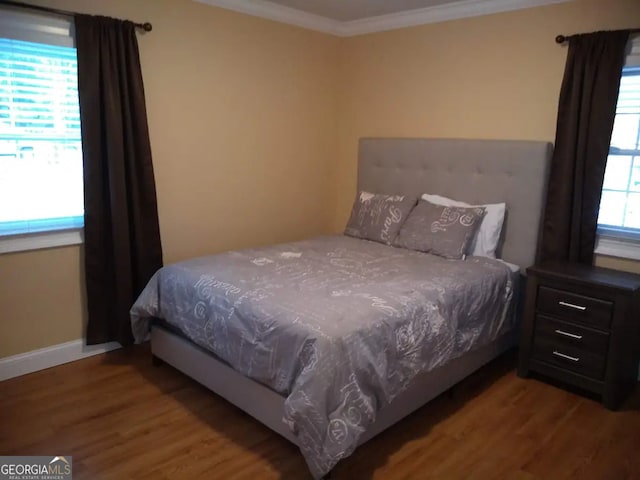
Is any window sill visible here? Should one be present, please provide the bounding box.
[594,235,640,261]
[0,228,83,255]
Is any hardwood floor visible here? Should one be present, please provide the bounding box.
[1,346,639,479]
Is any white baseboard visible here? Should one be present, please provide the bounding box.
[0,339,121,381]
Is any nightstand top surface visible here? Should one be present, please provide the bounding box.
[528,262,640,292]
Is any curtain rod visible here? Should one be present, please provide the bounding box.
[556,28,640,44]
[0,0,152,31]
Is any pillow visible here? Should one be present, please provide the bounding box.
[421,193,506,259]
[394,200,486,259]
[344,191,416,245]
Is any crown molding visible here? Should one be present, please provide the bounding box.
[340,0,571,36]
[194,0,344,36]
[195,0,572,37]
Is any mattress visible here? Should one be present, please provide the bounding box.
[131,235,516,479]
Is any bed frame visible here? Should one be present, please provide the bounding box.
[150,138,552,465]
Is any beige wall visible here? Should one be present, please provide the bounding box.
[0,0,339,358]
[0,247,86,356]
[2,0,640,359]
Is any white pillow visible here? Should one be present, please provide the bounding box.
[421,193,506,258]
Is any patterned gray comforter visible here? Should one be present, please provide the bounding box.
[130,235,515,478]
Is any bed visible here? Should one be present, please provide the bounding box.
[131,138,552,479]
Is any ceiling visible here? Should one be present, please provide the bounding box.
[264,0,462,22]
[195,0,572,36]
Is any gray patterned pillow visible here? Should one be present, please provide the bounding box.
[394,200,486,259]
[344,191,416,245]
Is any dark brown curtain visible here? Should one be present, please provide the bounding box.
[539,30,630,264]
[75,14,163,346]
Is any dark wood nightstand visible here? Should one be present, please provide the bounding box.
[518,262,640,410]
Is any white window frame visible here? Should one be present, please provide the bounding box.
[0,228,83,254]
[595,228,640,261]
[595,34,640,260]
[0,8,83,255]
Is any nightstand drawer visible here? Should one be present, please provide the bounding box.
[536,286,612,329]
[534,315,609,356]
[532,337,606,380]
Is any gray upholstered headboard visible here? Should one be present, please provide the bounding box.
[358,138,552,271]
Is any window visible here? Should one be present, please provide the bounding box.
[598,69,640,231]
[596,35,640,259]
[0,9,83,252]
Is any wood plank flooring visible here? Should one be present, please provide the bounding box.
[1,345,639,479]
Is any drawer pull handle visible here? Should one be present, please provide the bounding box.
[553,351,580,362]
[558,301,587,311]
[554,329,583,340]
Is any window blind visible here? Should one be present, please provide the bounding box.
[610,68,640,149]
[0,10,83,237]
[624,33,640,68]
